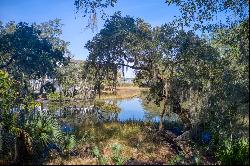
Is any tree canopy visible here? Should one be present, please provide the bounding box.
[166,0,249,30]
[0,19,70,80]
[74,0,249,31]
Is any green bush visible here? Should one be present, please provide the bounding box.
[168,153,185,165]
[91,146,108,165]
[91,144,128,165]
[111,143,128,165]
[47,92,60,100]
[63,134,76,152]
[217,137,249,165]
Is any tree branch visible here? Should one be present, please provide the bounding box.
[116,63,149,71]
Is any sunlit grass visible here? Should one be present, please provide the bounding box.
[74,121,174,164]
[96,86,149,100]
[46,120,177,165]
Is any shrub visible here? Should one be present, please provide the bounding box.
[47,92,60,100]
[63,134,76,158]
[91,143,128,165]
[91,146,108,165]
[111,143,128,165]
[168,153,185,165]
[217,137,249,165]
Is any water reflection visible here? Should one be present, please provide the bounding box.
[44,97,179,126]
[116,98,160,122]
[46,101,119,124]
[46,97,165,123]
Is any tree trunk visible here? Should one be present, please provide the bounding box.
[14,131,32,164]
[172,96,192,131]
[98,83,101,99]
[159,80,170,130]
[159,98,167,130]
[14,137,18,163]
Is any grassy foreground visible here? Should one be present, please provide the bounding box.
[45,121,216,165]
[46,121,173,165]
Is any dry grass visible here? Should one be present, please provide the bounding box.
[44,120,218,165]
[45,156,97,165]
[46,122,177,165]
[96,86,149,100]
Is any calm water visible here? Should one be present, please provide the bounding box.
[45,97,179,125]
[42,97,182,134]
[116,97,160,122]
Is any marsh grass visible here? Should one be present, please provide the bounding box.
[97,86,149,100]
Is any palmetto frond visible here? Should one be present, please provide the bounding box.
[64,134,76,151]
[26,111,63,147]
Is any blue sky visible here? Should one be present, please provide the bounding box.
[0,0,182,77]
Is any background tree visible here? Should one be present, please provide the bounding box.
[85,12,137,97]
[56,60,86,98]
[0,19,70,85]
[85,13,220,132]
